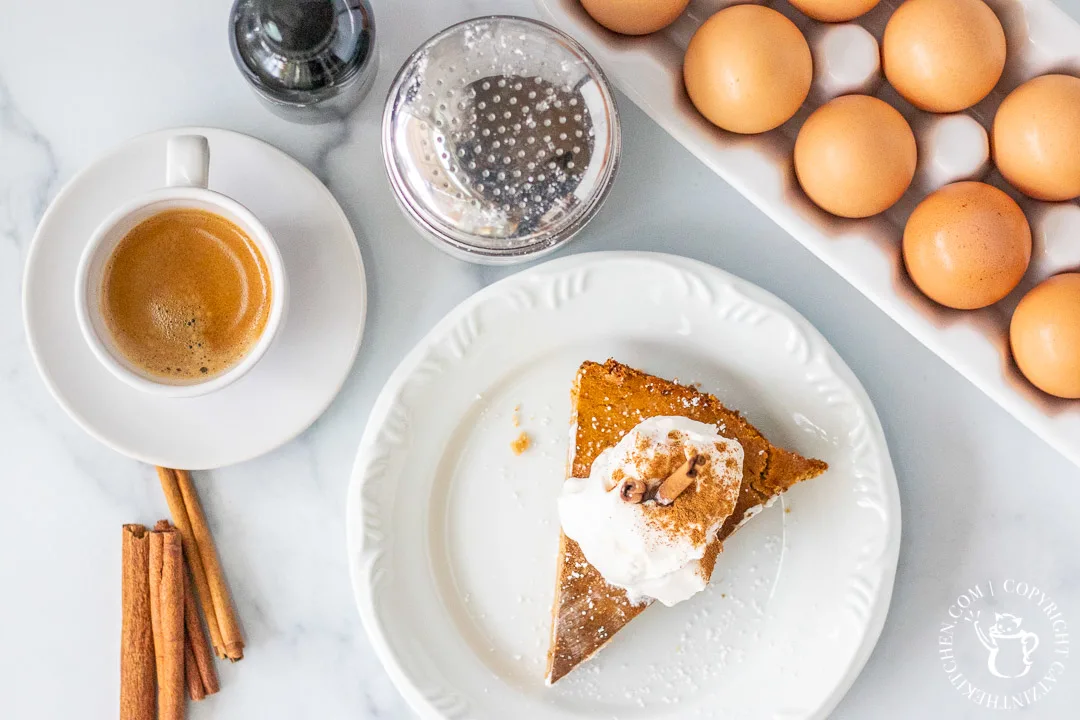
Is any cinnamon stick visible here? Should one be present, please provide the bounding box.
[184,644,205,701]
[120,525,155,720]
[148,531,165,693]
[618,478,647,504]
[173,468,245,660]
[156,466,226,658]
[656,452,704,506]
[150,522,186,720]
[184,565,219,699]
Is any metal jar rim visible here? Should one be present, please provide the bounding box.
[381,15,621,263]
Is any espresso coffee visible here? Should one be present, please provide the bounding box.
[101,208,272,381]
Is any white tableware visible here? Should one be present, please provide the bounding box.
[807,22,881,102]
[23,127,366,469]
[534,0,1080,468]
[348,252,900,719]
[74,134,288,398]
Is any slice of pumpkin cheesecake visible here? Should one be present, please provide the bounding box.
[545,359,828,684]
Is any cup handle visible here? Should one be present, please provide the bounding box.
[166,135,210,189]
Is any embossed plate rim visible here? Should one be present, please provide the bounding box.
[346,251,901,719]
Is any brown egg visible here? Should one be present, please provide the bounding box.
[789,0,881,22]
[1011,274,1080,398]
[683,6,812,135]
[993,75,1080,202]
[794,95,917,218]
[903,182,1031,309]
[581,0,690,35]
[882,0,1006,113]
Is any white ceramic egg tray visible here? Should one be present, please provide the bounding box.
[535,0,1080,468]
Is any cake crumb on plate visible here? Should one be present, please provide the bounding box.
[511,431,531,455]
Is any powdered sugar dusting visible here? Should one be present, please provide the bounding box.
[551,516,785,713]
[559,416,744,606]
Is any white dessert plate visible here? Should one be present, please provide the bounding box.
[535,0,1080,469]
[348,252,900,719]
[23,127,367,469]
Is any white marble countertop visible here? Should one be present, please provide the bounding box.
[3,0,1080,717]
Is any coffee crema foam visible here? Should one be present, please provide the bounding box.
[101,208,272,381]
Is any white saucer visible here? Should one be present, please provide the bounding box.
[347,253,900,719]
[23,127,366,469]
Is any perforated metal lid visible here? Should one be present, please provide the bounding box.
[383,16,621,263]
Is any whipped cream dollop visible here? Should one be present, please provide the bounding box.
[558,416,744,607]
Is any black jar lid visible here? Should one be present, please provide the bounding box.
[230,0,375,105]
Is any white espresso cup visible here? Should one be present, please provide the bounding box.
[75,134,288,398]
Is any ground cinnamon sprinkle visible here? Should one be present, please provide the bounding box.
[547,359,829,685]
[622,434,742,546]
